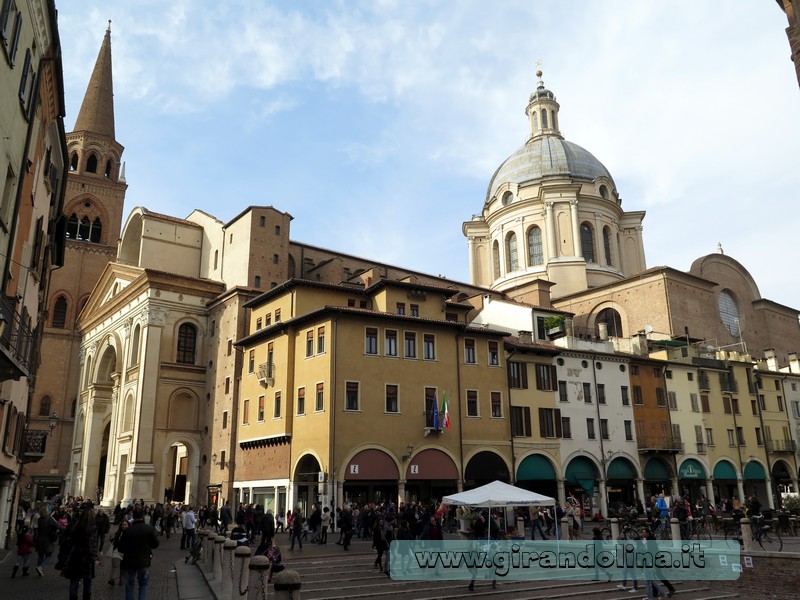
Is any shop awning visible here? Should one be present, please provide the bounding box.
[607,457,637,480]
[713,460,738,480]
[678,458,707,480]
[565,456,597,493]
[744,461,767,480]
[517,454,557,481]
[644,459,671,481]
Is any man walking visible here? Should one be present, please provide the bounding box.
[220,501,232,535]
[182,506,197,551]
[118,508,159,600]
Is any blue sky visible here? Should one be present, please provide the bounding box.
[55,1,800,309]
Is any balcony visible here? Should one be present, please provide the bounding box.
[765,439,797,453]
[21,429,50,463]
[257,361,274,387]
[637,435,683,453]
[696,443,706,454]
[0,295,34,381]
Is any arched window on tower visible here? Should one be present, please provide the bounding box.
[528,226,543,266]
[603,226,613,266]
[596,307,623,337]
[39,395,51,417]
[104,159,114,179]
[90,218,102,243]
[78,217,90,240]
[506,232,519,272]
[532,111,538,131]
[541,109,548,129]
[580,223,595,262]
[66,213,79,238]
[130,324,141,366]
[176,323,197,364]
[551,109,557,130]
[52,295,68,328]
[492,240,501,280]
[69,153,78,171]
[86,154,98,173]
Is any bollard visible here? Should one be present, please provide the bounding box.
[248,555,270,600]
[204,531,215,571]
[223,539,238,600]
[214,535,226,581]
[196,530,207,566]
[234,545,252,600]
[610,518,620,540]
[516,516,525,539]
[740,518,754,553]
[273,569,302,600]
[670,518,682,546]
[560,517,569,541]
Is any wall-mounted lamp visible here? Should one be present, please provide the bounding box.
[401,443,414,462]
[212,452,227,469]
[49,412,59,431]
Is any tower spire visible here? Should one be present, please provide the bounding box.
[73,25,116,139]
[525,61,561,140]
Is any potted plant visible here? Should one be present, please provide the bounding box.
[456,505,473,532]
[544,315,566,337]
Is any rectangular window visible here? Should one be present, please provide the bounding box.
[672,423,681,444]
[491,391,502,418]
[265,313,272,326]
[655,388,666,407]
[248,350,255,374]
[755,427,763,446]
[536,316,546,341]
[687,372,694,381]
[508,362,528,389]
[621,386,630,406]
[488,341,499,366]
[410,304,419,317]
[727,428,735,447]
[701,394,710,413]
[306,330,314,357]
[536,364,558,391]
[258,395,265,421]
[267,343,274,377]
[227,339,233,356]
[665,370,672,379]
[775,380,781,390]
[297,387,305,415]
[511,406,531,437]
[359,300,368,309]
[385,384,398,413]
[464,338,476,364]
[317,326,325,353]
[274,392,281,418]
[737,427,745,446]
[275,225,281,235]
[316,383,324,412]
[445,312,458,322]
[423,334,436,360]
[778,396,784,412]
[243,398,250,425]
[385,330,397,356]
[466,390,479,417]
[222,411,228,429]
[255,275,262,287]
[793,401,800,419]
[256,318,262,330]
[600,419,609,440]
[690,393,699,412]
[365,327,378,355]
[633,386,643,405]
[425,387,438,427]
[624,420,633,441]
[631,365,639,376]
[558,380,568,402]
[758,394,766,410]
[562,416,572,439]
[586,418,596,440]
[582,382,592,403]
[345,381,359,411]
[539,408,561,438]
[667,391,677,410]
[225,377,230,395]
[275,309,281,322]
[396,302,405,315]
[654,367,662,378]
[732,398,740,415]
[751,399,758,416]
[404,332,417,358]
[259,215,266,227]
[597,384,606,405]
[273,254,279,264]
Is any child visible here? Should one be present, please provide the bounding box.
[267,543,284,583]
[12,525,34,577]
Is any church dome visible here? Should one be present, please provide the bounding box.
[486,137,614,203]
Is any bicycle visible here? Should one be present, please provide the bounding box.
[621,516,670,541]
[723,514,783,552]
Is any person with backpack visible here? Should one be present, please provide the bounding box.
[35,508,61,576]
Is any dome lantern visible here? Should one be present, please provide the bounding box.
[525,67,561,140]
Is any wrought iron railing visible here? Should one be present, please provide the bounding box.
[0,294,34,377]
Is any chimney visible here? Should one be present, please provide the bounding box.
[789,352,800,374]
[518,331,533,345]
[598,322,608,341]
[764,349,779,372]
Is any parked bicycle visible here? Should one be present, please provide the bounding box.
[724,514,782,552]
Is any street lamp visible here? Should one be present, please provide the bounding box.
[49,412,58,431]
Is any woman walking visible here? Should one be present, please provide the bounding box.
[60,503,99,600]
[35,508,61,576]
[106,519,128,585]
[372,519,387,570]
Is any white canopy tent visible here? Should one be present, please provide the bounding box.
[442,480,556,507]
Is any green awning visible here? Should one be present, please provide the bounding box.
[744,461,766,480]
[517,454,557,481]
[607,458,637,480]
[713,460,738,480]
[678,459,706,480]
[565,456,597,494]
[644,459,671,481]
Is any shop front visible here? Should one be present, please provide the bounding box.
[712,459,740,504]
[343,449,399,506]
[605,457,637,508]
[743,460,769,506]
[403,448,459,504]
[564,456,599,520]
[644,457,673,498]
[516,453,558,499]
[677,458,708,504]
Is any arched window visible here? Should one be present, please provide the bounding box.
[52,295,68,328]
[527,226,543,266]
[90,217,102,243]
[69,153,78,171]
[492,240,501,279]
[597,308,623,337]
[78,217,90,240]
[104,159,113,178]
[580,223,595,262]
[213,250,219,270]
[39,395,51,417]
[176,323,197,364]
[599,185,609,199]
[66,213,79,238]
[130,324,141,366]
[532,111,538,131]
[506,232,518,272]
[83,356,92,389]
[603,226,613,266]
[541,109,548,129]
[551,109,557,130]
[70,398,76,418]
[86,154,97,173]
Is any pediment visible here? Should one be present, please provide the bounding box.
[78,261,145,325]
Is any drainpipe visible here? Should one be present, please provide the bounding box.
[456,331,464,492]
[506,349,517,484]
[590,351,608,518]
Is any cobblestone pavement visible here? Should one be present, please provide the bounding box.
[1,528,184,600]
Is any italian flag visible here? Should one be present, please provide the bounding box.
[442,392,451,429]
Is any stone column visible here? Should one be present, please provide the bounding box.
[80,396,109,499]
[736,478,745,506]
[248,555,270,600]
[593,211,603,264]
[557,479,566,507]
[214,535,226,581]
[705,478,716,505]
[670,478,680,498]
[335,480,343,507]
[635,225,646,272]
[223,539,237,599]
[545,201,557,260]
[570,199,581,257]
[457,480,464,493]
[636,478,646,509]
[598,479,608,518]
[765,477,775,509]
[233,546,252,600]
[398,480,405,506]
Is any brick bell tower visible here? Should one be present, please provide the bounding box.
[26,23,127,502]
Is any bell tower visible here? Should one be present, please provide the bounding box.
[27,24,127,501]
